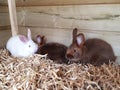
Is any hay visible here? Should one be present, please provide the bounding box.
[0,49,120,90]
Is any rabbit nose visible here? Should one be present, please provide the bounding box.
[66,53,74,59]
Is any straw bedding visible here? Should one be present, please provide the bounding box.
[0,48,120,90]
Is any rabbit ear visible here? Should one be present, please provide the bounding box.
[36,35,46,46]
[27,28,32,40]
[19,35,28,43]
[72,28,78,43]
[76,33,85,47]
[36,35,42,44]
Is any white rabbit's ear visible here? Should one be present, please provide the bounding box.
[27,28,31,40]
[76,33,85,47]
[19,35,28,43]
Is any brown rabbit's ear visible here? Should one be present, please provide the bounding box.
[36,35,46,46]
[41,36,46,46]
[76,33,85,47]
[72,28,78,43]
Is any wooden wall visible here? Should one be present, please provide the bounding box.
[0,6,25,48]
[1,0,120,6]
[0,0,120,56]
[0,6,10,48]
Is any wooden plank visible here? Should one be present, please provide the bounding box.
[0,12,25,27]
[0,13,10,26]
[8,0,18,36]
[0,6,9,13]
[0,30,11,48]
[24,5,120,32]
[0,6,25,13]
[19,27,120,56]
[0,26,11,30]
[0,6,25,27]
[1,0,120,6]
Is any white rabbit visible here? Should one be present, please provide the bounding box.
[6,28,38,57]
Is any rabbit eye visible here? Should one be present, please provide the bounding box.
[29,45,31,48]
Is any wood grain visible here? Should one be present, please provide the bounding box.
[8,0,18,36]
[1,0,120,6]
[0,12,25,28]
[24,5,120,32]
[0,30,11,48]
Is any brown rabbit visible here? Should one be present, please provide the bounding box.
[66,28,116,66]
[36,35,68,64]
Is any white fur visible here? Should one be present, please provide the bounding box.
[76,36,83,45]
[6,29,38,57]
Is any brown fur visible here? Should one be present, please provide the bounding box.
[66,28,116,66]
[36,35,68,64]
